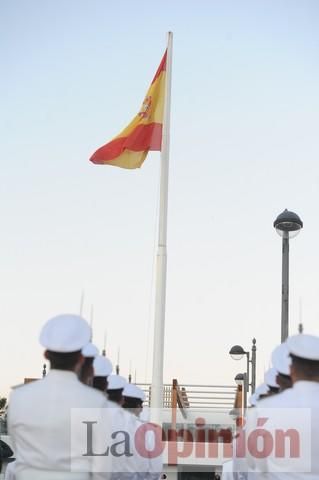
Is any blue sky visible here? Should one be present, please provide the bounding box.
[1,0,319,395]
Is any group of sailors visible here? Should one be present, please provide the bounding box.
[5,312,319,480]
[5,313,162,480]
[223,332,319,479]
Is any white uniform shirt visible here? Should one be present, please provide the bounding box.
[4,461,16,480]
[8,370,110,480]
[110,407,162,480]
[245,381,319,480]
[222,459,234,480]
[128,416,162,480]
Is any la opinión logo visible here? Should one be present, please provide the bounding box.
[79,415,301,464]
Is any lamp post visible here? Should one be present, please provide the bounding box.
[274,209,303,342]
[229,338,256,393]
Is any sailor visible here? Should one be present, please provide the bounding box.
[7,314,110,480]
[270,342,292,392]
[221,459,234,480]
[80,342,99,386]
[91,368,160,480]
[4,461,15,480]
[106,375,126,406]
[232,348,291,479]
[263,367,280,396]
[122,384,145,418]
[232,379,276,479]
[248,393,257,407]
[92,355,113,393]
[246,334,319,478]
[250,382,269,404]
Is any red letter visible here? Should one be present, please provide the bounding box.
[135,423,164,459]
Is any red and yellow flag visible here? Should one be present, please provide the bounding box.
[90,50,167,169]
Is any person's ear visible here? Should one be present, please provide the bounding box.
[289,363,297,383]
[74,353,85,374]
[78,353,85,367]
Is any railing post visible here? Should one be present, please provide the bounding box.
[171,379,178,432]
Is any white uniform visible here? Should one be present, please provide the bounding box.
[8,370,110,480]
[221,459,234,479]
[110,406,162,480]
[4,461,16,480]
[130,416,162,480]
[246,380,319,479]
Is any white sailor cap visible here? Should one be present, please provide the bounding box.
[93,355,113,377]
[287,334,319,361]
[82,342,99,358]
[254,383,269,400]
[123,383,145,401]
[264,367,279,388]
[39,314,91,352]
[107,375,127,391]
[271,343,291,376]
[248,393,257,407]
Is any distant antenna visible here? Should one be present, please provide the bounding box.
[116,347,120,375]
[90,305,94,341]
[134,369,137,384]
[102,331,107,356]
[128,360,132,383]
[298,297,304,334]
[79,290,85,316]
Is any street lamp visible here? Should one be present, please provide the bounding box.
[234,373,245,384]
[274,209,303,342]
[229,338,256,393]
[229,345,245,361]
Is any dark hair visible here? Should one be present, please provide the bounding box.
[107,389,123,405]
[93,376,107,392]
[276,373,292,391]
[268,386,280,394]
[46,350,82,370]
[291,354,319,379]
[123,396,143,409]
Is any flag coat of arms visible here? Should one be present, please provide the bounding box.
[90,50,167,169]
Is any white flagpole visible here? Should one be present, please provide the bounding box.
[150,32,173,415]
[79,290,85,316]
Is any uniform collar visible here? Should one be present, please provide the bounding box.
[293,380,319,391]
[46,369,79,382]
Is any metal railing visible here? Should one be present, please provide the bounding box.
[136,380,237,413]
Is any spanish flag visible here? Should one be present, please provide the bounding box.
[90,50,167,169]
